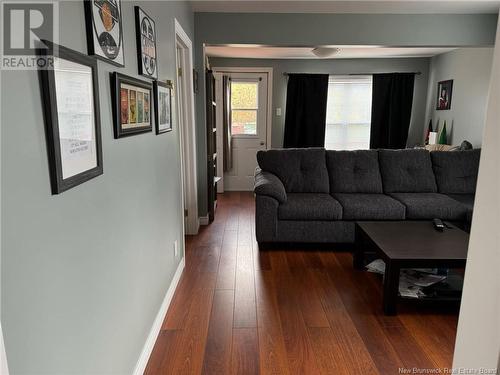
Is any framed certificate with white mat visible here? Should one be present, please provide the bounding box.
[38,41,103,194]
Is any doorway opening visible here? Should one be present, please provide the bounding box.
[213,67,273,192]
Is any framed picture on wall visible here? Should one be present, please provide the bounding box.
[84,0,125,67]
[135,6,158,79]
[436,79,453,110]
[111,72,153,138]
[37,41,103,194]
[153,80,173,134]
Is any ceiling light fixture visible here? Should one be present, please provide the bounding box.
[312,47,341,58]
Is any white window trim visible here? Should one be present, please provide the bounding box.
[230,79,259,138]
[328,74,372,83]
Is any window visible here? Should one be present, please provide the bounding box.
[325,75,372,150]
[231,81,258,136]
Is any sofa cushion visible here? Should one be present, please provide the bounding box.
[333,193,406,220]
[257,148,329,193]
[326,150,383,193]
[447,194,475,223]
[446,194,475,210]
[431,150,480,194]
[389,193,468,220]
[379,149,437,193]
[276,221,354,243]
[278,193,342,221]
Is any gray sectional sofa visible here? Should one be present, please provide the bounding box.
[254,148,480,244]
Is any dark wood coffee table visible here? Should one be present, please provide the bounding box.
[354,221,469,315]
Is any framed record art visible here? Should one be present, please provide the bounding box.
[111,72,152,138]
[84,0,125,67]
[153,80,173,134]
[37,41,103,194]
[135,6,158,79]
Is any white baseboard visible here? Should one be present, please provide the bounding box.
[199,215,209,225]
[133,257,185,375]
[185,217,200,236]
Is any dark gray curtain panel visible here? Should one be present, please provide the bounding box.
[283,74,329,148]
[370,73,415,149]
[222,75,232,172]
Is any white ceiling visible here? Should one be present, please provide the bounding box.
[205,45,458,59]
[192,0,500,14]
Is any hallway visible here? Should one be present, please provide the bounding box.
[145,192,459,375]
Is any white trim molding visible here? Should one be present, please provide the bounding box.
[199,215,209,226]
[133,257,185,375]
[174,19,199,236]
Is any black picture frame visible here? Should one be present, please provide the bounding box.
[436,79,453,110]
[83,0,125,67]
[135,6,158,79]
[153,80,173,134]
[37,41,103,194]
[111,72,153,138]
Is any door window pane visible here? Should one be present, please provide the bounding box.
[231,81,258,135]
[231,109,257,135]
[325,75,372,150]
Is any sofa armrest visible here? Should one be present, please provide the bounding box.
[255,195,279,243]
[254,168,287,204]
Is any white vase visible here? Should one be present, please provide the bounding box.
[428,131,438,145]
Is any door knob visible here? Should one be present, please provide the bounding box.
[260,141,265,146]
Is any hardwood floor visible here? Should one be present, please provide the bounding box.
[145,192,459,375]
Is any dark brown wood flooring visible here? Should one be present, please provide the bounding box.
[145,192,459,375]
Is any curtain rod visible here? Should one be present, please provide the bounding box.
[282,72,422,76]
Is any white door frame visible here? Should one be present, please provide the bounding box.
[212,67,273,149]
[212,67,273,192]
[174,19,199,235]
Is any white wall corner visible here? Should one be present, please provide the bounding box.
[452,18,500,372]
[1,321,9,375]
[133,257,185,375]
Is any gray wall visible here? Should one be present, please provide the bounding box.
[1,1,193,374]
[196,13,498,47]
[424,48,494,147]
[210,57,430,148]
[194,12,498,216]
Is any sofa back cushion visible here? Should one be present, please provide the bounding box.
[379,149,437,193]
[431,150,481,194]
[326,150,383,193]
[257,148,329,193]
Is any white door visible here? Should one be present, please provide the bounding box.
[224,72,269,191]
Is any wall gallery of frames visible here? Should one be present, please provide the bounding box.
[40,0,174,194]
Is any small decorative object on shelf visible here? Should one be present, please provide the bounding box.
[438,121,448,145]
[135,6,158,79]
[111,72,153,138]
[84,0,125,67]
[424,119,433,145]
[38,41,103,194]
[193,69,199,94]
[153,80,173,134]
